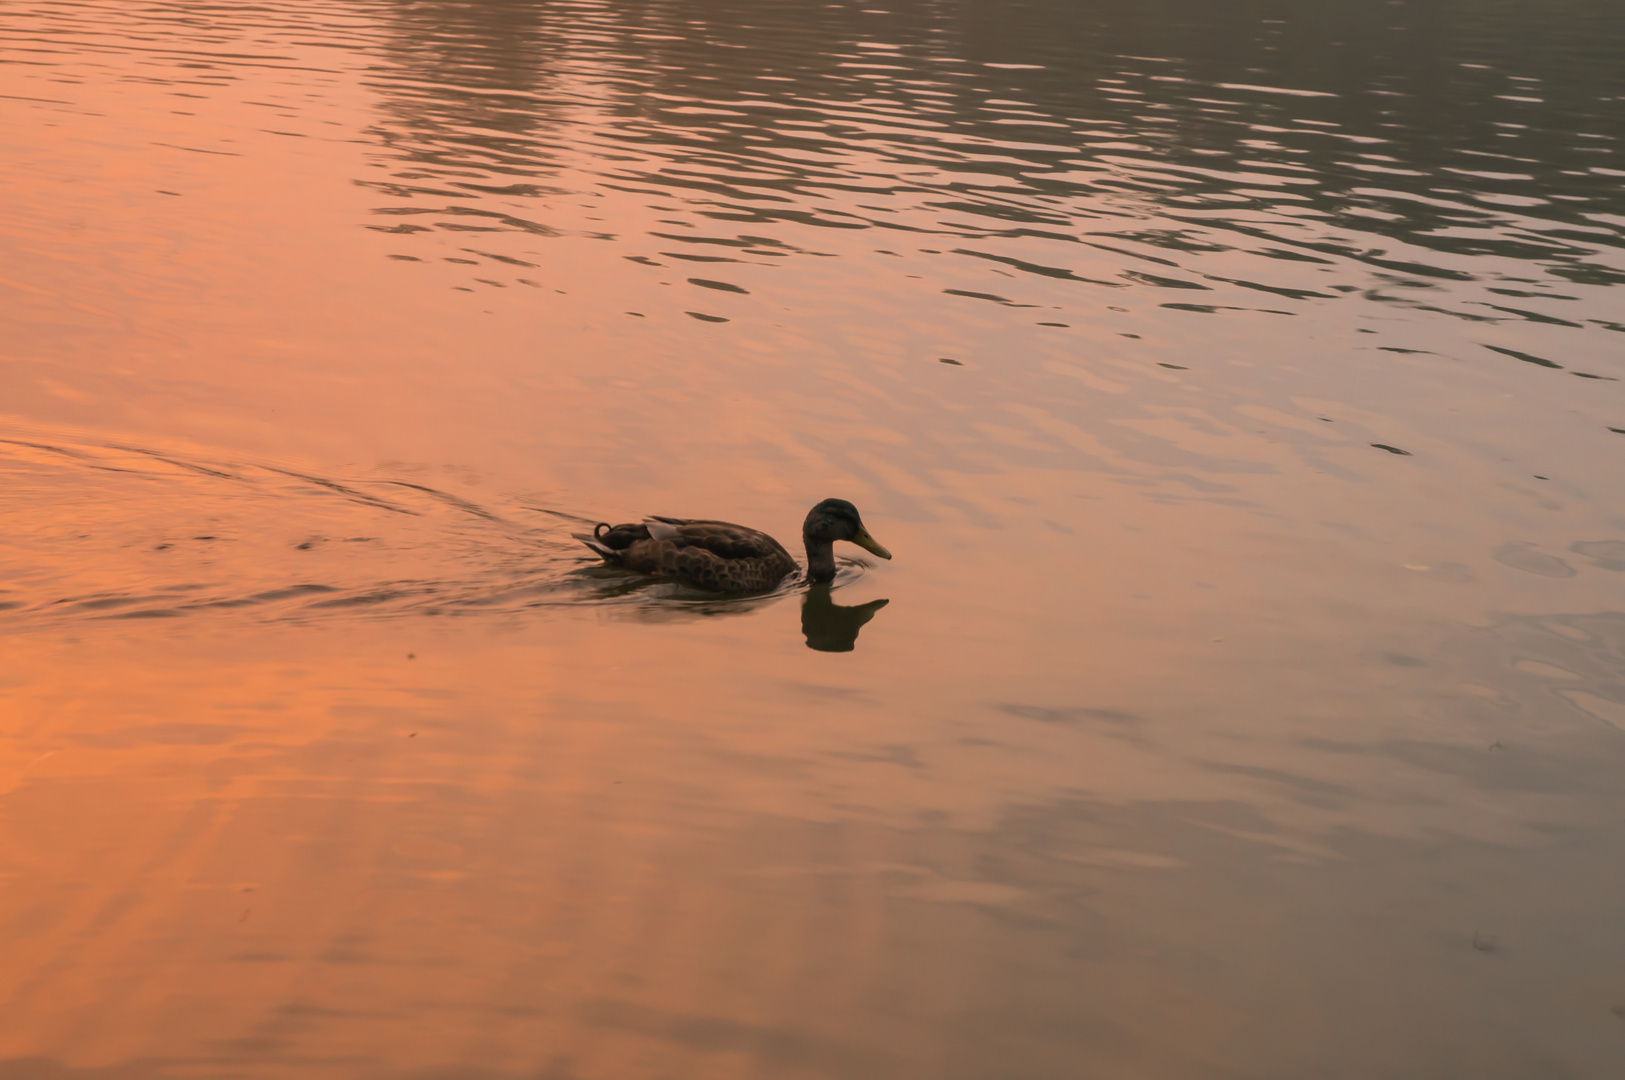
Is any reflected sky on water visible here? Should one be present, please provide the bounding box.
[2,1,1625,1077]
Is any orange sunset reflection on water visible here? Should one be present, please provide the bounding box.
[5,1,1625,1077]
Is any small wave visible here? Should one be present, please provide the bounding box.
[0,429,863,632]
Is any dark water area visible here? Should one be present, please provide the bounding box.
[3,1,1625,1077]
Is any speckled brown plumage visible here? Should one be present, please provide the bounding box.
[578,516,798,593]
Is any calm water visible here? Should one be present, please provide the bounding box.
[3,0,1625,1075]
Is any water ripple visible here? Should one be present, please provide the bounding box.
[0,430,871,630]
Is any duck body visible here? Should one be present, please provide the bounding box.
[581,516,798,593]
[575,499,891,594]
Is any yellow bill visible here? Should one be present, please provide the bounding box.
[851,525,892,560]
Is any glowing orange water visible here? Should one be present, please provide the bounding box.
[4,2,1625,1076]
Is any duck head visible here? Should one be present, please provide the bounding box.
[803,498,890,583]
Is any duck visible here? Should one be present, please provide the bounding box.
[574,498,891,594]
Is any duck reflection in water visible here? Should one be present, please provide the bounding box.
[801,585,889,652]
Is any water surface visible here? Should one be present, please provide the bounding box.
[3,1,1625,1077]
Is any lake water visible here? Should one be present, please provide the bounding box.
[3,1,1625,1076]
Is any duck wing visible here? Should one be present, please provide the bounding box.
[641,517,797,592]
[646,517,794,563]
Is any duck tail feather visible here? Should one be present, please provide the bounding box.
[573,532,622,561]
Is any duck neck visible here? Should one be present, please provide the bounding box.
[804,537,837,584]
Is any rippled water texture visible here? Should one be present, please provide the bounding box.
[4,1,1625,1076]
